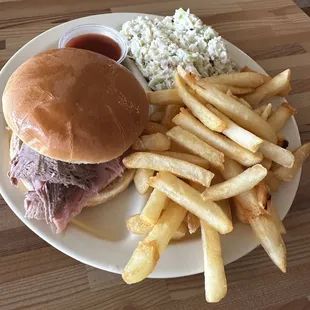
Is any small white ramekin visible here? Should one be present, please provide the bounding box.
[58,24,128,63]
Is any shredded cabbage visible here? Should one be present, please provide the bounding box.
[121,8,237,90]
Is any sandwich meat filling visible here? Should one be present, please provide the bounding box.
[9,142,125,233]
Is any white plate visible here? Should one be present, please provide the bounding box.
[0,13,301,278]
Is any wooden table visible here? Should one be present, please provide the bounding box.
[1,0,310,309]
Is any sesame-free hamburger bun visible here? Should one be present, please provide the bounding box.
[3,48,149,164]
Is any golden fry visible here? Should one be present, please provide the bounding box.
[140,188,169,225]
[249,213,287,272]
[187,212,201,234]
[154,151,209,169]
[143,122,167,135]
[161,105,181,129]
[206,104,264,153]
[201,220,227,302]
[259,140,294,168]
[123,152,214,187]
[147,89,183,106]
[272,143,310,181]
[209,83,255,95]
[173,109,263,166]
[175,73,226,132]
[149,171,233,234]
[202,164,267,201]
[177,66,277,143]
[201,71,265,88]
[122,201,187,284]
[268,103,296,132]
[221,158,265,218]
[243,69,291,106]
[261,103,273,121]
[241,66,272,83]
[167,126,225,171]
[132,133,171,151]
[134,168,154,195]
[126,213,187,240]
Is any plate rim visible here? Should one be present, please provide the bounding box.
[0,12,301,279]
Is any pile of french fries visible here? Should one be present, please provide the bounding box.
[122,65,310,303]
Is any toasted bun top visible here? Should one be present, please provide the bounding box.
[3,48,148,163]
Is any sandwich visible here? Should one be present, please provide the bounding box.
[3,48,149,233]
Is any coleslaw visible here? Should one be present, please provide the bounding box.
[121,8,237,90]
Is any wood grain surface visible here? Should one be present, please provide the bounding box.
[1,0,310,309]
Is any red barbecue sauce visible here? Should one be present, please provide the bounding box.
[66,33,122,61]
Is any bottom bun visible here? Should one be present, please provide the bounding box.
[10,133,135,208]
[86,169,135,207]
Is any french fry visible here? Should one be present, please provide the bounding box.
[143,122,167,135]
[233,200,249,224]
[264,171,282,192]
[256,182,286,234]
[175,73,226,132]
[154,151,209,169]
[187,212,201,234]
[140,189,169,225]
[186,178,205,234]
[268,201,286,234]
[201,71,265,88]
[259,140,294,168]
[221,158,264,218]
[132,133,171,151]
[202,164,267,201]
[166,126,225,171]
[150,111,164,122]
[206,104,263,153]
[241,66,272,83]
[249,213,287,272]
[209,83,255,95]
[278,83,292,98]
[239,98,253,109]
[261,103,273,121]
[173,109,263,166]
[149,171,233,234]
[147,89,183,106]
[210,174,232,220]
[272,143,310,181]
[126,214,187,240]
[267,103,296,132]
[226,90,252,109]
[177,66,277,143]
[243,69,291,107]
[201,220,227,302]
[123,152,214,187]
[254,104,267,116]
[134,168,154,195]
[256,182,270,211]
[122,201,187,284]
[187,181,204,233]
[173,221,188,240]
[161,105,181,129]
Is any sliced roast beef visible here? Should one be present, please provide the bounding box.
[9,143,97,190]
[9,141,126,233]
[24,191,46,221]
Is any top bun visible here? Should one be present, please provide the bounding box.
[3,48,149,163]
